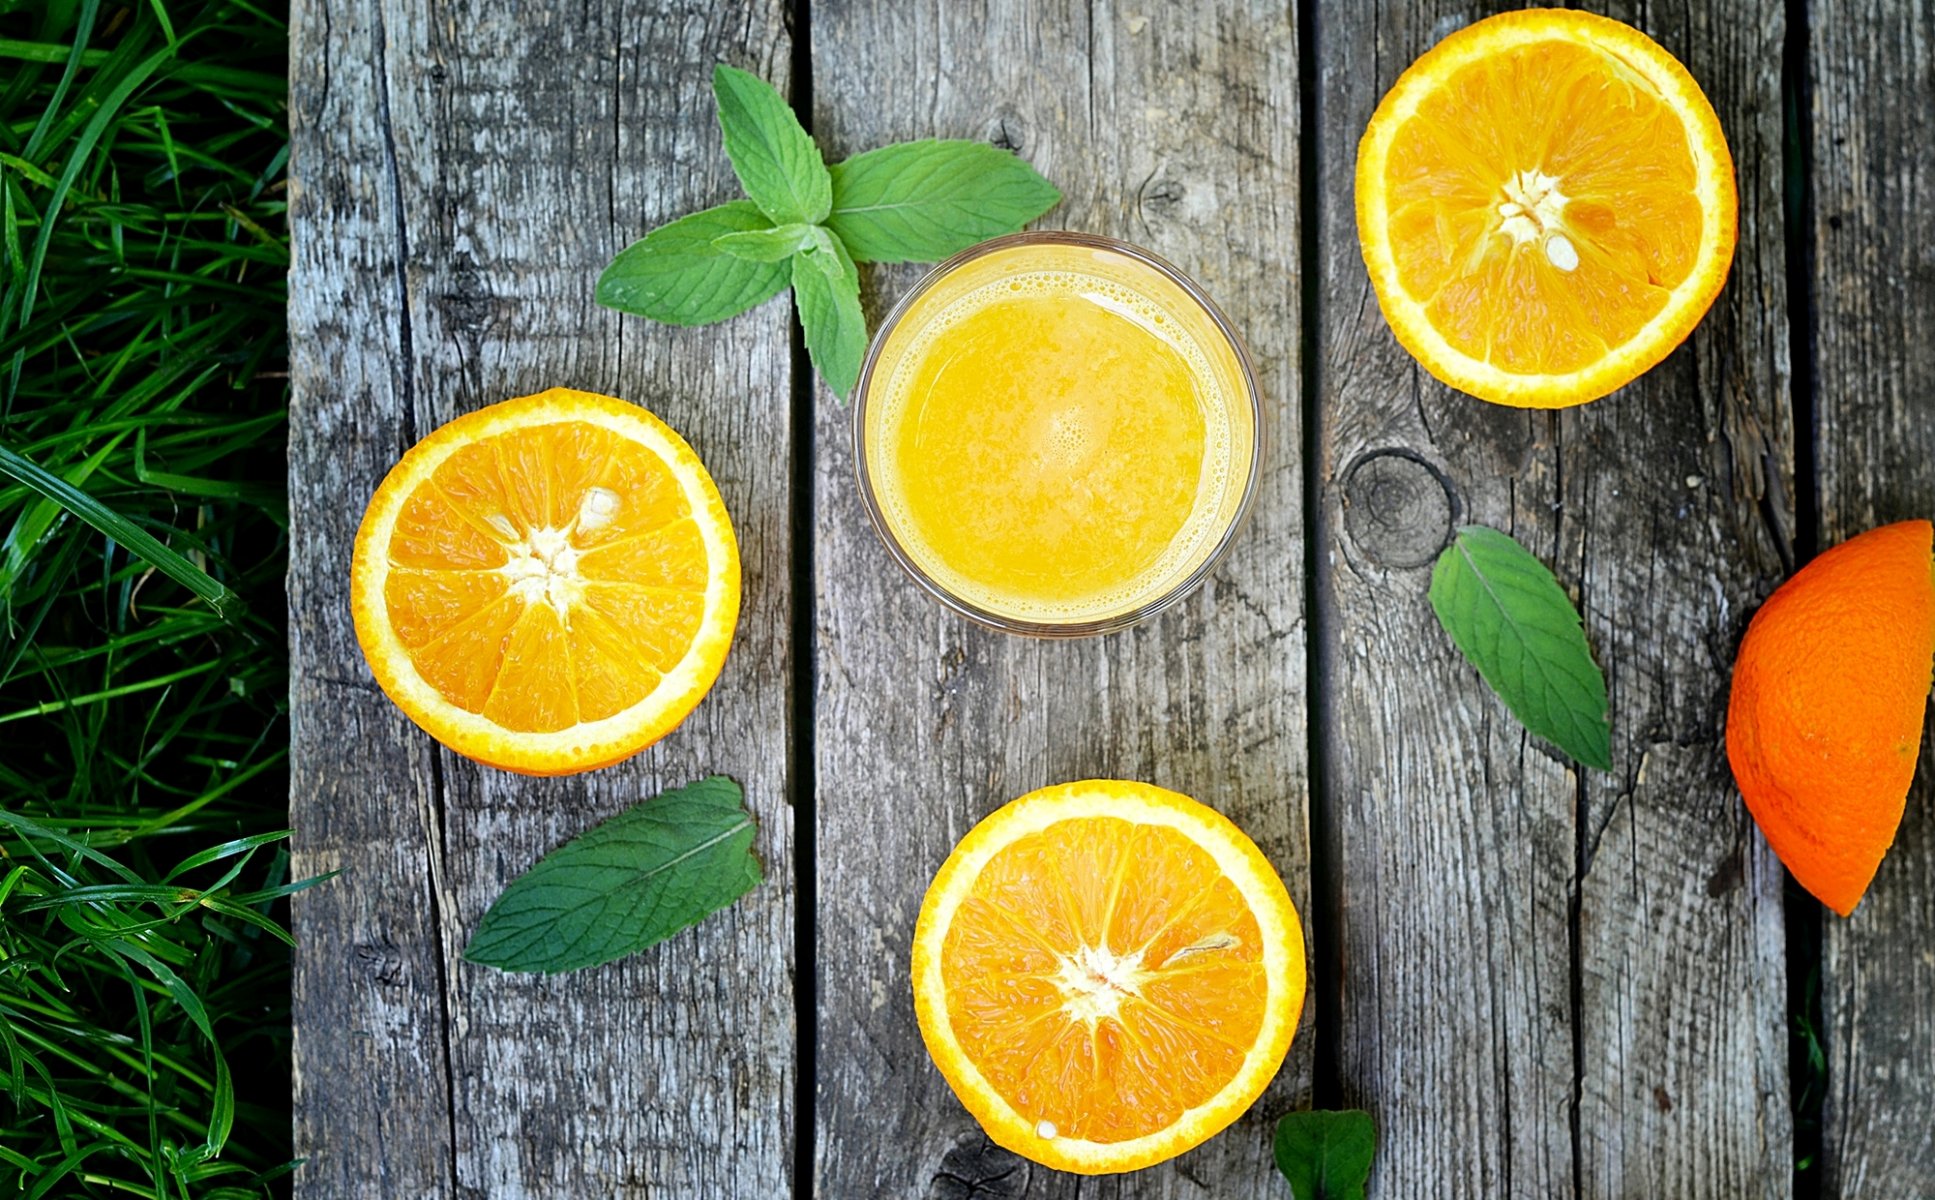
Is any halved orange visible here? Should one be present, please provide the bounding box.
[912,780,1305,1174]
[1356,9,1738,407]
[349,388,739,775]
[1727,520,1935,915]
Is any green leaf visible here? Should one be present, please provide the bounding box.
[827,139,1062,263]
[713,221,816,263]
[1274,1110,1377,1200]
[712,64,830,225]
[1428,525,1612,770]
[464,776,762,974]
[596,201,792,325]
[792,231,867,401]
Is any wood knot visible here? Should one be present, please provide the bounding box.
[352,940,406,987]
[1705,842,1744,898]
[987,113,1026,153]
[1341,449,1457,568]
[437,290,494,335]
[928,1133,1031,1199]
[1143,178,1186,212]
[438,255,495,335]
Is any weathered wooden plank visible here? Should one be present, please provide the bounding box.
[1314,2,1792,1196]
[288,1,459,1192]
[811,2,1309,1195]
[1810,0,1935,1192]
[288,3,796,1196]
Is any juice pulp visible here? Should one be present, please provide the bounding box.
[860,239,1255,625]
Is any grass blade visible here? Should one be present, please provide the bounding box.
[0,443,244,622]
[165,829,290,882]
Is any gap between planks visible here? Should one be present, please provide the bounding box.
[788,2,819,1196]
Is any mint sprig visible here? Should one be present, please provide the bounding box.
[1428,525,1613,770]
[463,776,762,974]
[596,65,1061,400]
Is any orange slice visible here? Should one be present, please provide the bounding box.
[1727,520,1935,915]
[912,780,1305,1174]
[349,388,740,775]
[1356,9,1738,407]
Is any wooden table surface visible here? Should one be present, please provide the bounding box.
[284,0,1935,1196]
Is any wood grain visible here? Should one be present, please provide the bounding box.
[287,2,797,1195]
[1810,0,1935,1192]
[1313,2,1792,1196]
[810,2,1310,1195]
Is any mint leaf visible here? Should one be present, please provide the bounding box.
[464,776,762,974]
[713,222,817,263]
[792,231,866,400]
[1429,525,1612,770]
[1274,1110,1376,1200]
[827,139,1062,263]
[596,201,790,325]
[713,64,830,226]
[594,63,1066,402]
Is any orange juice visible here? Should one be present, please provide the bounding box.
[857,234,1258,630]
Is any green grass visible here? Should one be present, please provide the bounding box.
[0,0,298,1196]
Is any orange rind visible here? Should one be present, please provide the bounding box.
[1727,520,1935,915]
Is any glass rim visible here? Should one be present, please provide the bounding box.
[849,230,1267,639]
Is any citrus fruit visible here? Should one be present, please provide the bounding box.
[1355,9,1738,407]
[349,387,740,775]
[911,780,1305,1174]
[1727,520,1935,916]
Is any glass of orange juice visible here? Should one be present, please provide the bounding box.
[853,231,1262,636]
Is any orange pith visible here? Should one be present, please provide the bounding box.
[1356,9,1737,407]
[350,388,739,775]
[1726,520,1935,916]
[912,781,1304,1175]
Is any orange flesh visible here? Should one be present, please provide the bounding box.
[381,421,709,732]
[941,816,1266,1144]
[1383,38,1703,373]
